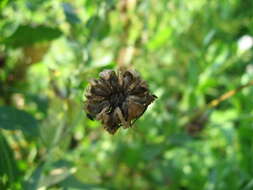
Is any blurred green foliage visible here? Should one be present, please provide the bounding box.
[0,0,253,189]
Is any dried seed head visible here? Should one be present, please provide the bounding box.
[186,110,210,136]
[84,69,157,134]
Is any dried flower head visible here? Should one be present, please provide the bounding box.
[84,69,157,134]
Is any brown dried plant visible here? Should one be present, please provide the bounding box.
[84,69,157,134]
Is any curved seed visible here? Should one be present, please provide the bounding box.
[90,86,109,97]
[114,107,130,128]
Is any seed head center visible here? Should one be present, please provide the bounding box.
[109,92,125,108]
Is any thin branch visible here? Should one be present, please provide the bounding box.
[207,80,253,108]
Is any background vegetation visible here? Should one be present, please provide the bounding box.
[1,0,253,189]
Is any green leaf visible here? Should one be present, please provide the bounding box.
[0,0,9,11]
[147,27,172,50]
[59,175,105,190]
[3,25,62,47]
[0,106,39,136]
[25,0,48,11]
[62,3,81,25]
[86,16,110,41]
[0,133,20,189]
[24,160,102,190]
[23,166,43,190]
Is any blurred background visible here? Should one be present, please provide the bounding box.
[1,0,253,189]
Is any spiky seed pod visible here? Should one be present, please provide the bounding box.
[84,69,157,134]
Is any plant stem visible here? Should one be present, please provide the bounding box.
[207,80,253,108]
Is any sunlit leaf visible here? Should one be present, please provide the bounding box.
[0,0,9,10]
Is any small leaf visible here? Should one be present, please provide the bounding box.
[86,16,110,41]
[3,25,62,47]
[62,3,81,25]
[147,27,172,50]
[0,106,39,136]
[25,0,47,11]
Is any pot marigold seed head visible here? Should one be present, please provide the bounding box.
[84,69,157,134]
